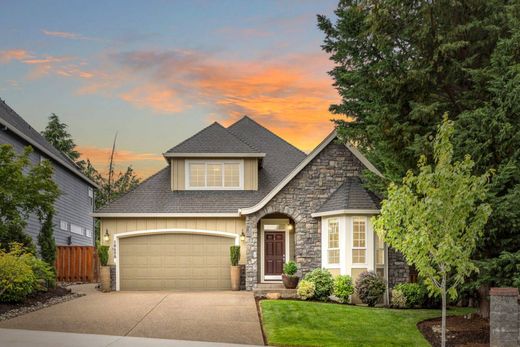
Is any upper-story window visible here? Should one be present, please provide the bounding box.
[185,160,243,190]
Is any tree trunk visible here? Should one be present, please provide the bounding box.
[478,284,490,318]
[441,274,447,347]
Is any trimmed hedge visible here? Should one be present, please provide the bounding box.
[304,268,333,301]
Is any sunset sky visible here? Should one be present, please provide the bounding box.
[0,1,340,178]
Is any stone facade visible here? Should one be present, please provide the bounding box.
[387,247,410,289]
[244,142,365,290]
[110,265,116,291]
[490,287,520,347]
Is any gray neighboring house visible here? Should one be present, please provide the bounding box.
[94,116,411,295]
[0,100,98,247]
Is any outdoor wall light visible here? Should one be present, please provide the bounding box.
[287,224,293,231]
[103,229,110,242]
[240,231,245,242]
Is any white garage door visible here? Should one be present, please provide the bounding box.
[119,233,234,291]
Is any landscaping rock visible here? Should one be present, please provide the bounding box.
[266,293,282,300]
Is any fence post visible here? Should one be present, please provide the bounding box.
[490,287,519,347]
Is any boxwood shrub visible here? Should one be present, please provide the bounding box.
[303,268,333,301]
[333,275,354,303]
[394,283,427,308]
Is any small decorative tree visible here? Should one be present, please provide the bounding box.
[229,246,241,291]
[38,211,56,270]
[373,116,492,347]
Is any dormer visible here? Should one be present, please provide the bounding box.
[163,122,265,191]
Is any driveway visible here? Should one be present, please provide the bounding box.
[0,285,264,346]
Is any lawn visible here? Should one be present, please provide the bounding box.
[260,300,474,347]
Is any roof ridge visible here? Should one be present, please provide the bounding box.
[165,122,221,153]
[228,115,306,156]
[222,125,261,153]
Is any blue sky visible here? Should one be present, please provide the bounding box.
[0,0,339,177]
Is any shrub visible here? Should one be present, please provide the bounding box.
[283,261,298,276]
[230,246,240,266]
[97,245,109,266]
[391,289,407,308]
[394,283,427,308]
[304,268,333,301]
[28,256,56,290]
[355,271,386,307]
[0,244,38,302]
[38,211,56,267]
[333,275,354,303]
[297,280,315,300]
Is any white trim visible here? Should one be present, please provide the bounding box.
[91,212,241,217]
[322,218,340,268]
[0,117,100,188]
[164,152,265,158]
[185,159,244,190]
[239,130,383,215]
[351,216,368,266]
[113,228,239,291]
[311,209,380,218]
[259,219,289,283]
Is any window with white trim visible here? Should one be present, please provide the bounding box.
[85,229,93,238]
[70,224,83,235]
[327,219,340,265]
[60,220,69,231]
[375,233,385,266]
[352,217,366,264]
[186,160,243,190]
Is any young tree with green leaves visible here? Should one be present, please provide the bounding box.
[318,0,520,291]
[0,145,59,253]
[41,113,81,161]
[373,117,491,347]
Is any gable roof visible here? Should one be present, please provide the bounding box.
[238,130,383,215]
[164,122,265,158]
[0,100,98,188]
[93,116,306,215]
[311,177,381,217]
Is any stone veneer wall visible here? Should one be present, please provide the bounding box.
[490,287,520,347]
[110,265,116,291]
[245,142,365,290]
[387,247,410,289]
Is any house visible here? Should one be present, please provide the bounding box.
[94,116,409,291]
[0,100,98,247]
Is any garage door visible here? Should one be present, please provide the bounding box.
[119,233,234,291]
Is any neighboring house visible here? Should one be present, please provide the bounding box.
[94,116,409,292]
[0,100,97,247]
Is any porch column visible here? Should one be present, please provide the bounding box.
[245,215,258,290]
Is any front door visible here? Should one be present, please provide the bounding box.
[265,231,285,276]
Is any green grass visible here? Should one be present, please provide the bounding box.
[260,300,474,347]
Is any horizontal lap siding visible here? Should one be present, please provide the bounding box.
[0,130,95,247]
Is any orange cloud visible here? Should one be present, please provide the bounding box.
[119,85,185,114]
[0,49,31,63]
[41,29,97,41]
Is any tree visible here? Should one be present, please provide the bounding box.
[41,113,81,161]
[318,0,520,286]
[373,117,491,347]
[0,145,60,253]
[38,211,56,267]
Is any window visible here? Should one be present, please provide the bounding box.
[352,217,366,264]
[376,234,385,265]
[88,187,94,207]
[70,224,83,235]
[85,229,93,238]
[327,219,340,264]
[60,220,69,231]
[186,160,243,189]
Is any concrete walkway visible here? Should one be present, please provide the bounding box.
[0,285,264,346]
[0,328,262,347]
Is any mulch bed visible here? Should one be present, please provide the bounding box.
[418,314,489,347]
[0,286,83,321]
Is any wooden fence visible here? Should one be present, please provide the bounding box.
[55,246,99,283]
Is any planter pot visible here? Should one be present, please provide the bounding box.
[282,274,299,289]
[100,265,111,292]
[230,265,241,291]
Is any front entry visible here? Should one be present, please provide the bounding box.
[264,231,285,276]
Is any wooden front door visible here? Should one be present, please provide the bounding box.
[265,231,285,276]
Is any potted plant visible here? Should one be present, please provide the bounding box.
[282,261,299,289]
[97,244,110,292]
[230,245,241,291]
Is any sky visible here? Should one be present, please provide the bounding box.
[0,0,340,178]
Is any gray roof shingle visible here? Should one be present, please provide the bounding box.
[0,100,96,187]
[165,122,261,155]
[96,116,307,213]
[315,177,381,213]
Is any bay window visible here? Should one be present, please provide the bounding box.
[327,219,340,265]
[352,217,367,264]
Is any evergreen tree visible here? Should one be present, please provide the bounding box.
[318,1,520,269]
[42,113,81,161]
[38,211,56,267]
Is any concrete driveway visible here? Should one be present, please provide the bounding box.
[0,285,264,346]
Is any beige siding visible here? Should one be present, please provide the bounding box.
[170,158,258,191]
[244,158,258,190]
[351,268,368,304]
[100,217,246,265]
[171,159,185,191]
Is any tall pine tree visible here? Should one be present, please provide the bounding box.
[318,1,520,267]
[41,113,81,161]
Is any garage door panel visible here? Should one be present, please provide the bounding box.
[120,233,233,291]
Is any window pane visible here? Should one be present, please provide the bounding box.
[376,234,385,265]
[224,163,240,187]
[328,249,339,264]
[189,163,206,187]
[328,220,339,248]
[353,219,366,247]
[206,164,222,187]
[352,249,366,264]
